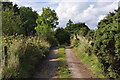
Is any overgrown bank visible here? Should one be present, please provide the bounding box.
[2,36,50,78]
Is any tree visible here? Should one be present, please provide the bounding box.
[19,7,38,36]
[65,22,90,39]
[2,2,13,11]
[2,2,38,36]
[55,27,70,45]
[2,2,22,35]
[35,7,59,37]
[35,7,59,46]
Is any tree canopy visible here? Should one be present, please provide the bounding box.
[55,27,70,45]
[19,7,38,36]
[35,7,59,37]
[2,2,38,36]
[2,2,22,35]
[65,22,90,37]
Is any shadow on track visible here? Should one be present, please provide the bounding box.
[33,47,58,78]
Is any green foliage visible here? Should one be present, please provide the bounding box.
[36,7,58,33]
[35,7,59,46]
[35,7,58,35]
[35,24,52,38]
[93,7,120,78]
[55,27,70,45]
[65,22,90,37]
[86,30,95,41]
[2,2,38,36]
[2,2,19,14]
[19,7,38,36]
[2,36,50,78]
[40,7,59,28]
[2,3,22,35]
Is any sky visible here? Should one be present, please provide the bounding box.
[6,0,120,29]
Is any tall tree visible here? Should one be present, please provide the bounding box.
[19,7,38,36]
[35,7,59,38]
[55,27,70,45]
[2,2,22,35]
[65,22,90,37]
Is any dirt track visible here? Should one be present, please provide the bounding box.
[33,47,95,79]
[66,46,95,78]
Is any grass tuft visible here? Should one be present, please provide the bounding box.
[57,48,71,78]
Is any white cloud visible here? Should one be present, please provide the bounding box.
[55,2,89,27]
[55,0,119,29]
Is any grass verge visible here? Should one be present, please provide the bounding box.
[57,48,71,78]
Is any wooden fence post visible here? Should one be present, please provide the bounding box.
[4,46,8,66]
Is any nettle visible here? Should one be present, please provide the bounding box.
[93,7,120,78]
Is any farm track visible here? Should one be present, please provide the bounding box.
[66,46,95,78]
[33,46,95,79]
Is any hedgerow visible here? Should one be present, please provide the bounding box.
[2,35,50,78]
[93,7,120,78]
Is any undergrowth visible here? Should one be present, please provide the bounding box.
[1,35,50,78]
